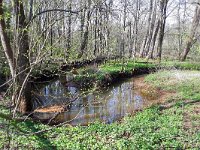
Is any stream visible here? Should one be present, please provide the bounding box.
[33,75,159,125]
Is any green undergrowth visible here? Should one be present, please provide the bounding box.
[73,60,200,88]
[0,70,200,149]
[1,63,200,149]
[1,104,199,149]
[145,70,200,101]
[74,60,155,88]
[100,61,155,73]
[161,61,200,70]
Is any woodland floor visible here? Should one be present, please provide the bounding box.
[0,65,200,149]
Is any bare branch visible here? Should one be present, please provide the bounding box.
[29,8,81,23]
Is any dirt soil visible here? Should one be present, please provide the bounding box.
[133,75,177,107]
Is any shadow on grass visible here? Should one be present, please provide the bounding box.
[18,121,57,150]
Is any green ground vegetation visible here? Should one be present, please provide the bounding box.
[0,68,200,149]
[74,60,200,88]
[74,60,155,88]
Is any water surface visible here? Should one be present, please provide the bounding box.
[33,76,155,125]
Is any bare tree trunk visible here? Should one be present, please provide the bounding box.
[79,0,91,58]
[177,0,182,60]
[15,0,32,113]
[128,22,133,58]
[78,0,86,58]
[0,0,32,113]
[99,5,103,56]
[66,0,72,59]
[144,0,157,56]
[181,5,200,61]
[156,0,168,62]
[121,0,127,59]
[132,0,140,58]
[146,19,160,59]
[94,6,98,56]
[0,0,15,77]
[104,0,112,57]
[139,0,153,57]
[28,0,34,21]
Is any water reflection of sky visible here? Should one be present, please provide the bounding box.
[35,78,145,125]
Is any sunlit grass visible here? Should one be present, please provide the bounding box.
[145,70,200,101]
[74,61,155,88]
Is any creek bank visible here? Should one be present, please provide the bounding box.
[31,57,113,82]
[31,62,200,124]
[73,63,156,89]
[32,61,200,89]
[1,60,200,89]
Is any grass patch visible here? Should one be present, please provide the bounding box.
[1,104,199,149]
[145,70,200,101]
[74,60,155,88]
[161,61,200,70]
[73,60,200,89]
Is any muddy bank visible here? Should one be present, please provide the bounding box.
[132,76,176,107]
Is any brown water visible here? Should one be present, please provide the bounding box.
[33,76,159,125]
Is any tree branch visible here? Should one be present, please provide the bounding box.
[29,9,80,23]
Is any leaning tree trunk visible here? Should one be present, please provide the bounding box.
[144,0,157,56]
[181,5,200,61]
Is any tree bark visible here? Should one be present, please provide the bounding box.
[0,0,15,77]
[132,0,140,58]
[146,19,160,59]
[15,0,32,113]
[79,0,91,58]
[181,5,200,61]
[139,0,153,57]
[0,0,32,113]
[156,0,168,62]
[66,0,72,59]
[144,0,157,56]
